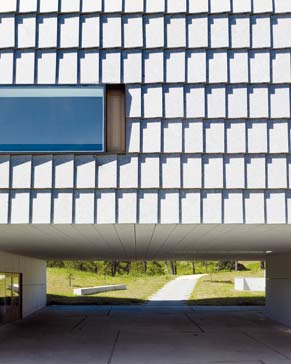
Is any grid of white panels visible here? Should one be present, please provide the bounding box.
[0,0,290,224]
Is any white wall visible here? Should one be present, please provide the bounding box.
[266,254,291,327]
[0,251,46,317]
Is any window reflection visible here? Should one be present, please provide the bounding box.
[0,273,22,324]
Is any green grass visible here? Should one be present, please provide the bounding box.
[188,270,265,306]
[47,267,173,305]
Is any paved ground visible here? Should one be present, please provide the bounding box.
[0,305,291,364]
[148,274,206,305]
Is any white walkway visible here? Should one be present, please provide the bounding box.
[148,274,206,305]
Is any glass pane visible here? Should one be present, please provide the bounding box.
[0,87,104,152]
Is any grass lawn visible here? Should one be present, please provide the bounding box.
[188,270,265,306]
[47,267,173,305]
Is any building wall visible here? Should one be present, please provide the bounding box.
[0,1,291,224]
[0,251,46,317]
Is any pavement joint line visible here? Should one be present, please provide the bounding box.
[242,331,289,360]
[71,315,88,331]
[107,330,120,364]
[184,312,205,333]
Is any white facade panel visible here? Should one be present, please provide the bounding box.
[267,157,287,188]
[188,0,208,13]
[182,156,202,188]
[126,120,140,153]
[141,120,161,153]
[38,16,58,48]
[97,156,117,189]
[168,0,186,13]
[272,51,291,84]
[247,121,267,153]
[187,51,206,83]
[124,0,143,13]
[53,191,73,224]
[232,0,251,13]
[32,191,51,224]
[118,156,138,188]
[246,157,266,189]
[15,51,35,84]
[124,16,143,48]
[39,0,58,12]
[188,16,208,48]
[205,121,225,153]
[181,191,201,224]
[210,0,230,13]
[160,191,179,224]
[253,0,273,12]
[126,86,141,118]
[166,16,186,48]
[249,87,269,118]
[33,156,52,189]
[54,156,74,189]
[270,87,290,118]
[75,156,95,189]
[245,192,265,224]
[139,191,158,224]
[10,191,30,224]
[96,190,116,224]
[273,17,291,48]
[82,0,102,12]
[252,17,271,48]
[144,51,164,84]
[58,52,77,84]
[11,156,31,189]
[117,190,137,224]
[186,87,205,118]
[228,86,248,118]
[184,120,203,153]
[226,121,246,153]
[80,51,99,84]
[166,51,185,83]
[61,0,79,12]
[0,51,13,84]
[164,87,184,118]
[274,0,291,12]
[143,86,163,118]
[210,16,229,48]
[140,156,160,188]
[225,156,245,189]
[229,51,248,83]
[123,51,142,84]
[145,0,164,13]
[224,192,243,224]
[75,191,95,224]
[104,0,122,12]
[203,192,222,224]
[161,156,181,188]
[204,156,223,188]
[163,121,182,153]
[269,121,289,153]
[0,192,9,224]
[0,0,16,12]
[101,51,121,84]
[250,51,270,83]
[145,16,164,48]
[230,16,250,48]
[60,16,79,48]
[37,51,56,84]
[17,16,36,48]
[208,51,228,84]
[0,157,10,189]
[102,16,121,48]
[0,16,15,48]
[266,192,286,224]
[81,16,100,48]
[207,86,226,118]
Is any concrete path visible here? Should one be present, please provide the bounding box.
[0,305,291,364]
[148,274,206,305]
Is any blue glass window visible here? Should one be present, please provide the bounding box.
[0,86,105,152]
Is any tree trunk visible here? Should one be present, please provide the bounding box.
[191,261,196,275]
[143,261,147,273]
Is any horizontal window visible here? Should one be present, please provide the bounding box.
[0,86,104,152]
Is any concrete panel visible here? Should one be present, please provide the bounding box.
[15,51,35,84]
[272,51,291,83]
[267,156,287,188]
[182,155,202,188]
[124,16,143,48]
[38,15,58,48]
[247,120,267,153]
[204,156,223,188]
[37,50,56,84]
[123,51,142,84]
[274,0,291,12]
[164,87,184,118]
[266,192,286,224]
[117,190,137,224]
[104,0,122,12]
[0,16,15,48]
[75,156,95,189]
[246,156,266,188]
[161,156,181,188]
[81,15,100,48]
[207,86,226,118]
[205,120,225,153]
[101,51,121,84]
[124,0,143,12]
[188,16,208,48]
[188,0,208,13]
[59,15,79,48]
[210,16,229,48]
[97,156,117,188]
[228,86,248,118]
[144,50,164,84]
[230,16,250,48]
[126,120,140,153]
[229,51,249,83]
[80,50,99,84]
[166,16,186,48]
[224,191,243,224]
[58,51,77,84]
[166,51,185,83]
[96,190,116,224]
[17,16,36,48]
[0,51,13,84]
[0,191,9,223]
[126,86,141,118]
[249,87,269,118]
[203,191,222,224]
[140,155,160,188]
[163,120,182,153]
[75,190,95,224]
[39,0,58,12]
[143,86,163,118]
[10,190,30,224]
[245,192,265,224]
[167,0,186,13]
[53,190,73,224]
[61,0,79,12]
[210,0,230,13]
[0,156,10,188]
[31,191,51,224]
[181,191,201,224]
[54,155,74,189]
[145,16,164,48]
[232,0,251,13]
[225,156,245,189]
[0,0,16,11]
[226,121,246,153]
[273,16,291,48]
[208,51,227,83]
[187,51,206,83]
[139,191,158,224]
[270,86,290,118]
[102,16,121,48]
[251,17,271,48]
[33,155,52,189]
[160,191,179,224]
[186,86,205,118]
[250,51,270,83]
[184,120,203,153]
[269,121,289,153]
[11,156,31,189]
[141,120,161,153]
[118,155,138,188]
[145,0,164,12]
[253,0,273,12]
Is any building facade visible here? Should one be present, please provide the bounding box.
[1,0,291,326]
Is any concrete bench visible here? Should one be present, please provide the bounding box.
[234,277,265,292]
[74,284,127,296]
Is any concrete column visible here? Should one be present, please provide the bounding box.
[266,254,291,327]
[0,251,46,318]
